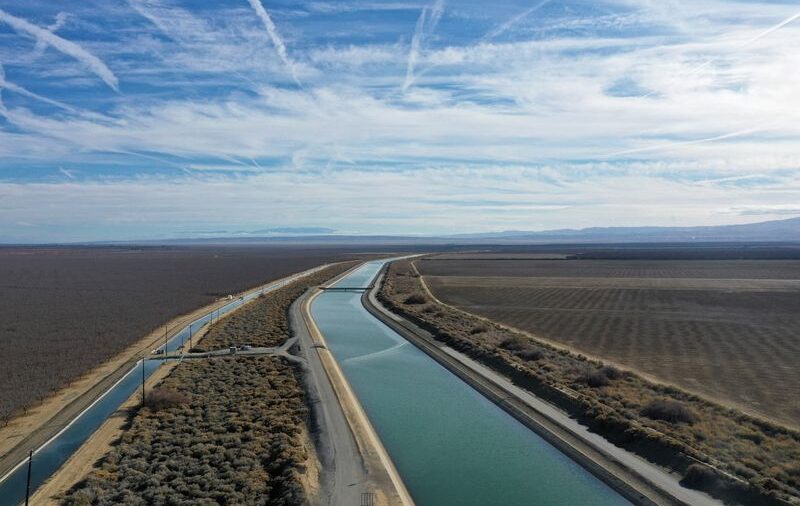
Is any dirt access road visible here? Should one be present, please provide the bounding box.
[292,268,413,506]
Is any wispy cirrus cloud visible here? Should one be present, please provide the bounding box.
[1,0,800,241]
[0,8,119,91]
[247,0,302,86]
[403,0,445,92]
[481,0,551,41]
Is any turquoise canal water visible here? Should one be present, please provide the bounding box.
[0,268,323,506]
[312,260,631,506]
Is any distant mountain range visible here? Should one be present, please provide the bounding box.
[446,216,800,243]
[131,217,800,245]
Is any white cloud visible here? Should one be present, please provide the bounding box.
[1,0,800,240]
[246,0,302,86]
[404,0,445,91]
[0,8,119,91]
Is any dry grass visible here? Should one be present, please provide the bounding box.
[380,259,800,505]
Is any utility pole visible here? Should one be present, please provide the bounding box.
[164,325,168,354]
[25,449,32,506]
[188,323,193,350]
[141,356,146,407]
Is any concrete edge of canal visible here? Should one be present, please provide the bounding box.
[302,280,416,506]
[362,264,715,506]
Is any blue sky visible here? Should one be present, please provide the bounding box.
[1,0,799,242]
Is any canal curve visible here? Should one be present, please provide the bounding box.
[311,260,632,506]
[0,265,329,506]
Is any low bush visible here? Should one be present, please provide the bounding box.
[584,370,610,388]
[599,365,623,380]
[469,324,489,335]
[516,348,544,362]
[145,388,188,412]
[403,293,427,305]
[499,336,527,351]
[680,464,720,490]
[641,399,696,425]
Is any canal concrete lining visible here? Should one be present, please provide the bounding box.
[362,266,721,506]
[298,280,414,506]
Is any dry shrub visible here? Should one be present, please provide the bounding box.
[403,293,427,305]
[499,336,527,351]
[584,370,610,388]
[599,365,623,380]
[584,365,624,387]
[680,464,720,490]
[145,388,188,411]
[516,348,543,362]
[469,324,489,335]
[642,399,696,424]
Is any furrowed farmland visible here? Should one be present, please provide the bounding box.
[0,246,363,424]
[417,256,800,427]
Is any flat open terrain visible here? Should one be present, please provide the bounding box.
[418,256,800,427]
[0,245,367,423]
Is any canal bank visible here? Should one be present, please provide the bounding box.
[363,266,721,506]
[310,260,634,506]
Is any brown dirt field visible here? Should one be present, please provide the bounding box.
[0,245,368,423]
[418,259,800,427]
[420,258,800,279]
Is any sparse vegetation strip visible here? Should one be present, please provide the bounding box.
[60,262,357,505]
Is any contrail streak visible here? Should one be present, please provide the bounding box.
[641,8,800,98]
[246,0,301,86]
[403,0,445,92]
[607,125,768,157]
[31,12,68,60]
[0,9,119,91]
[59,167,76,180]
[127,0,178,40]
[0,63,6,115]
[0,61,78,113]
[482,0,551,41]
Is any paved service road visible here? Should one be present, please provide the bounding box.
[289,288,369,506]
